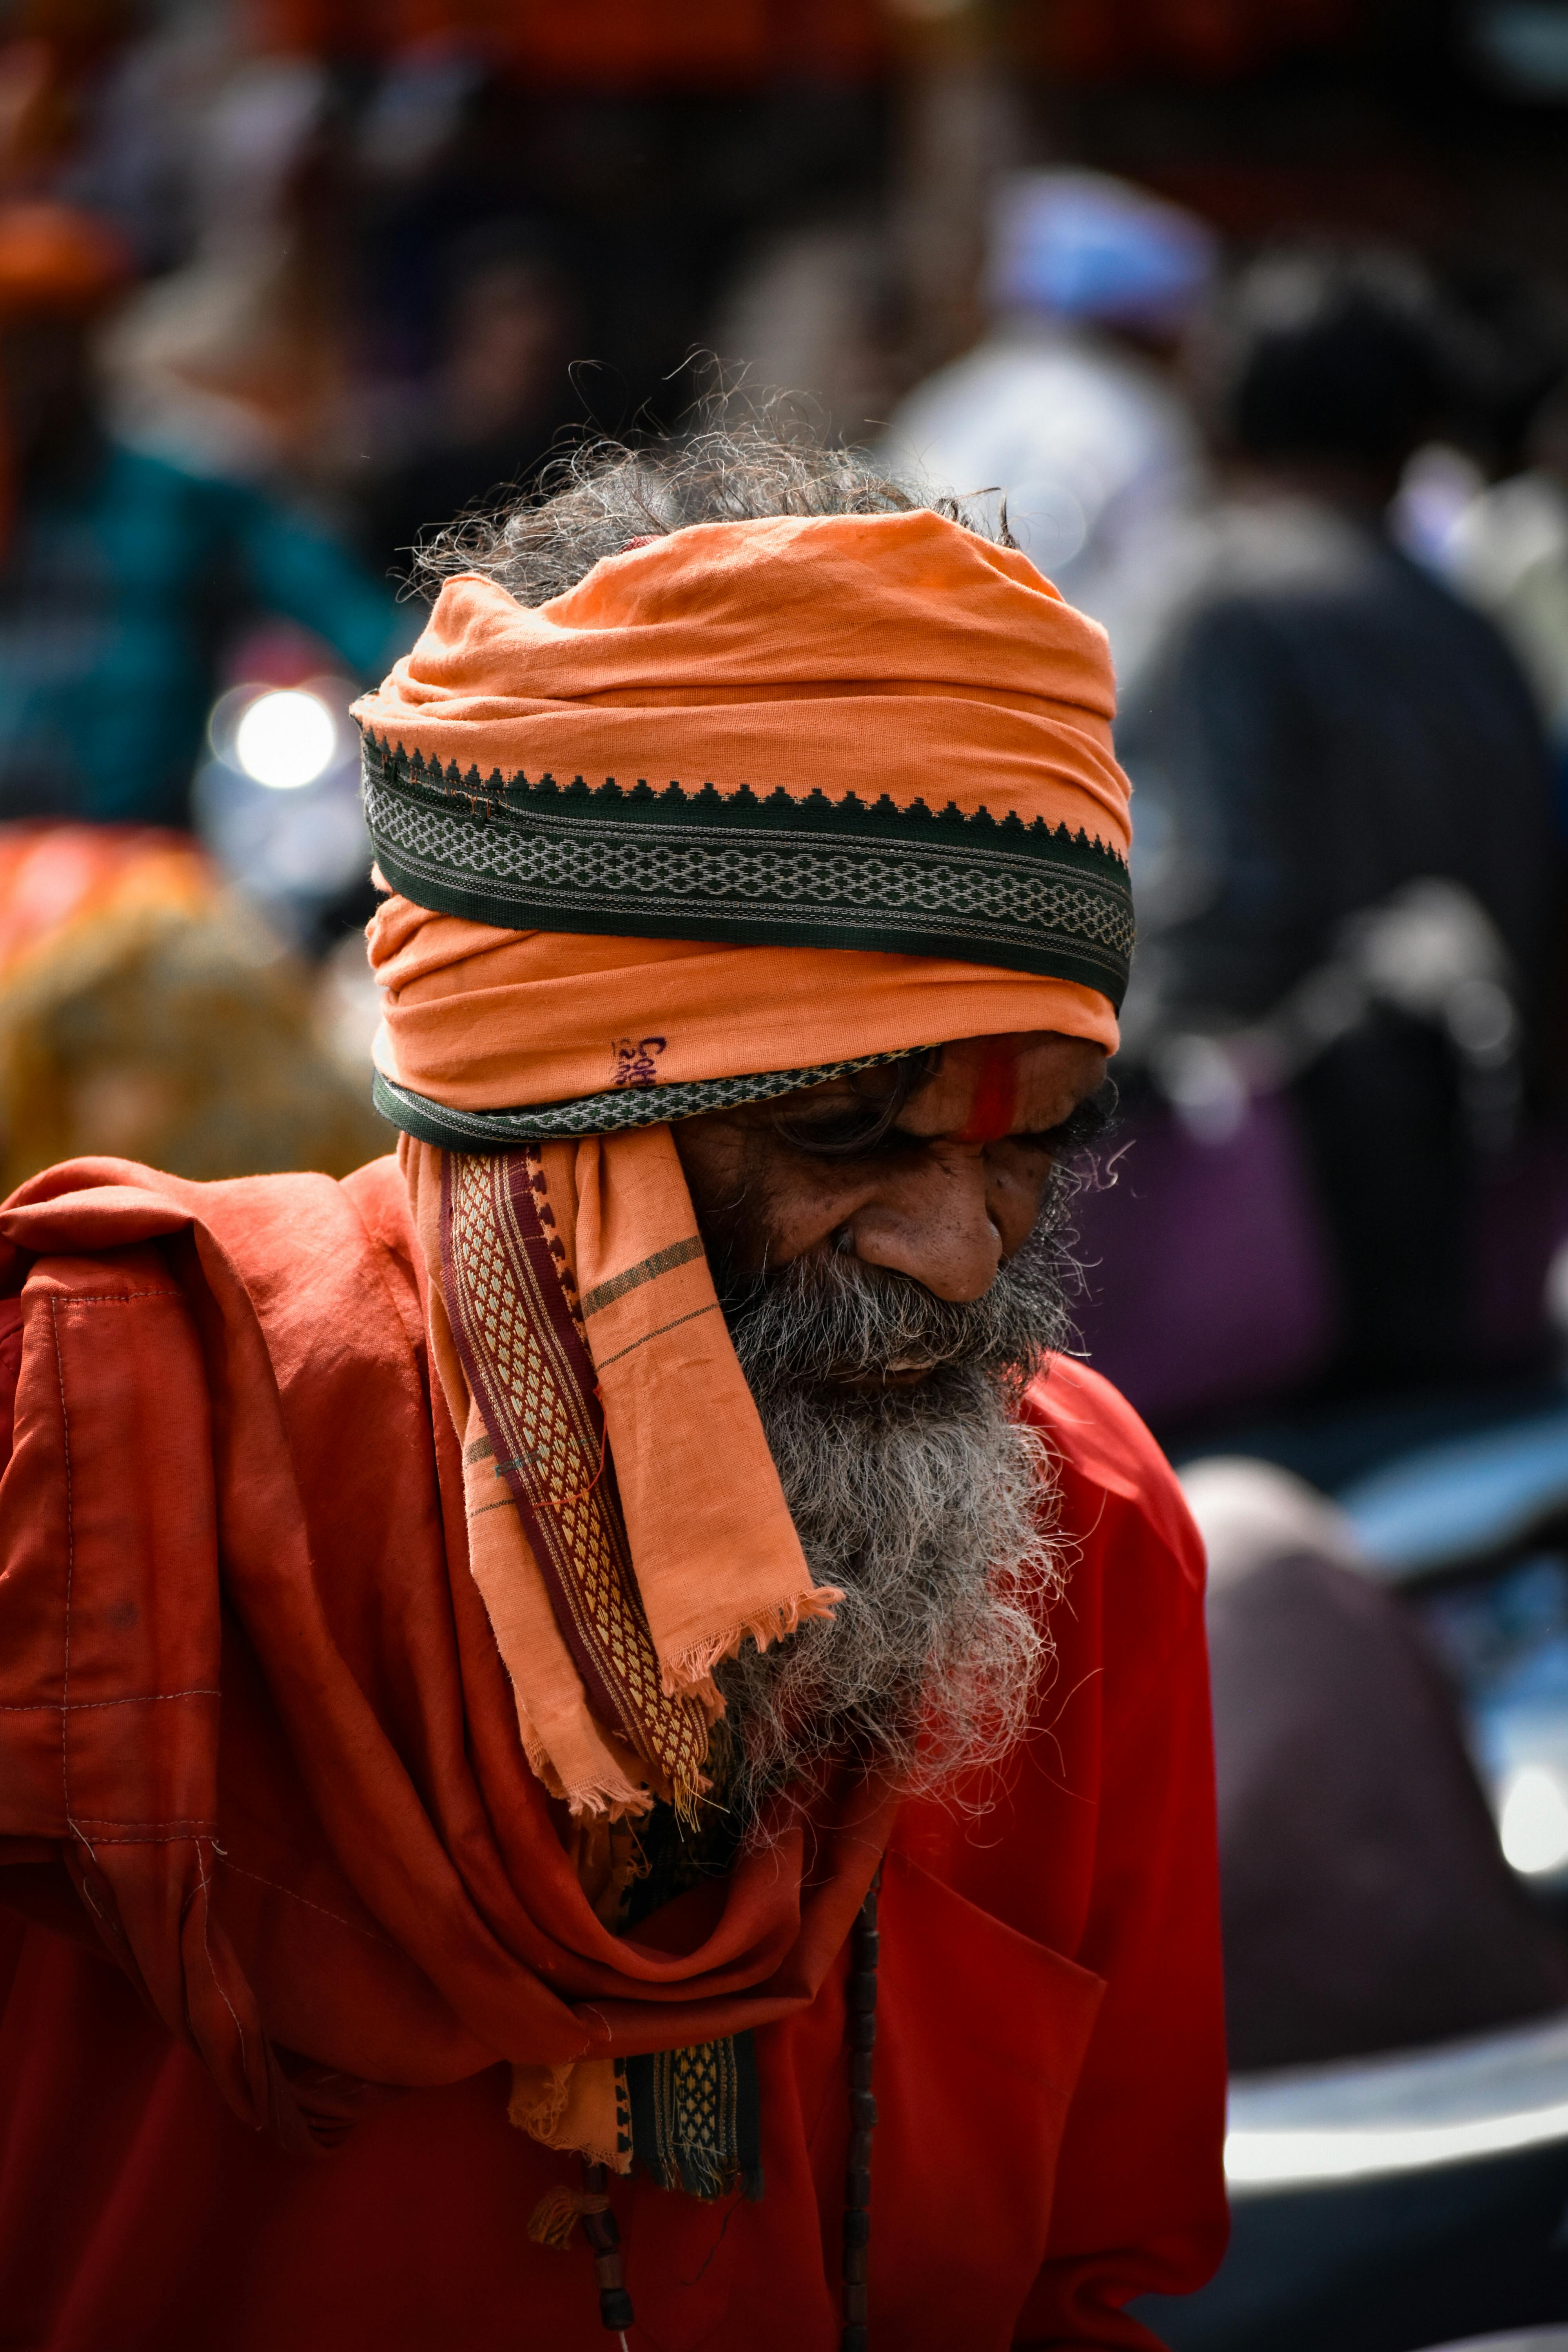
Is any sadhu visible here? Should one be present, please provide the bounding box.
[0,432,1226,2352]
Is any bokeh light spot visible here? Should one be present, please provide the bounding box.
[233,690,338,791]
[1499,1764,1568,1875]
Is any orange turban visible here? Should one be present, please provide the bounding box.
[352,511,1134,1857]
[358,508,1132,1132]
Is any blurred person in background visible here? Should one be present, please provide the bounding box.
[358,221,581,583]
[0,818,387,1190]
[0,196,404,828]
[1119,250,1564,1396]
[710,218,905,454]
[882,167,1215,687]
[1448,366,1568,835]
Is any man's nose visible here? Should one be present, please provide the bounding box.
[844,1147,1002,1302]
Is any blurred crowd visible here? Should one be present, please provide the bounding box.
[4,3,1568,2229]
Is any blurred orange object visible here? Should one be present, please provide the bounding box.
[250,0,888,84]
[0,820,215,986]
[0,820,388,1191]
[0,195,128,314]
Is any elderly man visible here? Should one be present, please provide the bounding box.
[0,438,1225,2351]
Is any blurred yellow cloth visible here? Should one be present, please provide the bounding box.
[0,822,387,1194]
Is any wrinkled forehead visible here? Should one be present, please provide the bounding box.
[902,1033,1102,1140]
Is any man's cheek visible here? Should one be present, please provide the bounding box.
[754,1157,865,1267]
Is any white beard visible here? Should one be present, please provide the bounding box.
[713,1234,1070,1831]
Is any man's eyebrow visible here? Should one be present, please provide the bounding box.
[767,1087,920,1157]
[1014,1083,1119,1150]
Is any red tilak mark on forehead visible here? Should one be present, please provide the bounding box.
[954,1044,1019,1145]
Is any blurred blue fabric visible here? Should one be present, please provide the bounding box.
[986,167,1216,331]
[0,441,403,826]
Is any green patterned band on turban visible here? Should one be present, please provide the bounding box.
[360,731,1136,1009]
[372,1047,927,1149]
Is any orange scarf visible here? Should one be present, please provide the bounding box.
[402,1120,837,1824]
[351,511,1129,849]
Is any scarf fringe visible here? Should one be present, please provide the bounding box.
[520,1702,666,1824]
[661,1583,844,1697]
[526,2185,608,2251]
[559,1772,658,1823]
[558,1758,709,1829]
[510,2056,632,2174]
[510,2060,572,2143]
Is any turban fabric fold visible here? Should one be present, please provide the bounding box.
[356,510,1136,1839]
[354,508,1134,1046]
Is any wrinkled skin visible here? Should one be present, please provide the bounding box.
[673,1030,1107,1384]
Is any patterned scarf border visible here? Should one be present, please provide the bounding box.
[372,1047,927,1149]
[440,1146,711,1814]
[623,2031,764,2202]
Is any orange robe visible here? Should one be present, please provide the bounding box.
[0,1156,1226,2349]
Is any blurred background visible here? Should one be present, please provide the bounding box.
[4,2,1568,2346]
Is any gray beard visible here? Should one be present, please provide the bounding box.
[711,1209,1072,1833]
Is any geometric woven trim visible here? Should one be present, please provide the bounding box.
[625,2029,763,2202]
[372,1047,928,1148]
[360,730,1134,1007]
[440,1147,711,1811]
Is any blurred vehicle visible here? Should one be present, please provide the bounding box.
[1132,1430,1568,2351]
[1136,2011,1568,2350]
[1347,1408,1568,1904]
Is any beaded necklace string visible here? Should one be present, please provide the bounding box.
[577,2161,633,2344]
[839,1862,883,2352]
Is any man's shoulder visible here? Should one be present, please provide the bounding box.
[2,1151,403,1247]
[0,1154,416,1328]
[1022,1354,1204,1593]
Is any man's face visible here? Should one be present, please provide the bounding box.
[673,1028,1107,1357]
[674,1030,1109,1824]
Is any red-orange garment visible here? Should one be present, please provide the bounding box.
[0,1156,1226,2343]
[0,1156,897,2125]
